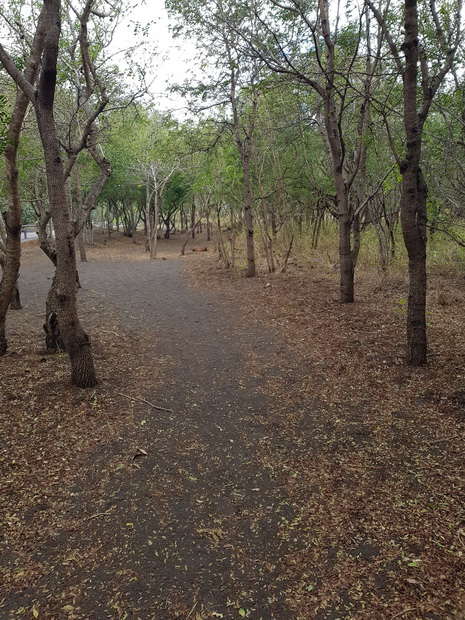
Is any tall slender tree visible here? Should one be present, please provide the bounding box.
[367,0,463,364]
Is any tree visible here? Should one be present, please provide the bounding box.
[161,170,190,237]
[229,0,384,299]
[167,0,263,277]
[0,8,46,355]
[0,0,99,386]
[367,0,463,364]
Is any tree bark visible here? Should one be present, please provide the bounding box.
[242,149,256,278]
[34,0,97,387]
[400,0,427,365]
[319,3,356,303]
[339,212,355,303]
[0,11,46,354]
[77,229,87,262]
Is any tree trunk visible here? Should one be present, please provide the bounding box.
[145,173,153,255]
[181,217,203,255]
[150,192,159,259]
[339,212,355,303]
[0,215,21,355]
[400,0,427,365]
[77,229,87,262]
[191,198,196,239]
[206,209,211,241]
[0,17,46,354]
[402,167,428,365]
[131,210,137,243]
[35,0,97,387]
[10,286,22,310]
[73,167,87,262]
[242,150,256,278]
[332,158,355,302]
[44,275,64,351]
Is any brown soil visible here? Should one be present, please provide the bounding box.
[1,231,464,620]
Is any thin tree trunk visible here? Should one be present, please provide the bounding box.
[149,190,160,260]
[191,198,196,239]
[401,166,428,365]
[145,173,152,254]
[0,15,46,354]
[73,167,87,262]
[400,0,427,365]
[77,229,87,262]
[206,209,211,241]
[339,211,355,303]
[242,150,256,277]
[181,217,203,255]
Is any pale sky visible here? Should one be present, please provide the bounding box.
[111,0,197,116]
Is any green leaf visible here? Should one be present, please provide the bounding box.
[238,609,246,617]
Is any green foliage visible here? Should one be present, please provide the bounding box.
[22,204,36,224]
[0,0,464,280]
[163,171,190,213]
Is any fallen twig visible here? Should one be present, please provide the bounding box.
[390,608,417,620]
[426,435,461,444]
[117,391,174,413]
[86,510,112,521]
[186,600,198,619]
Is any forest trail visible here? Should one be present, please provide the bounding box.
[2,233,465,619]
[72,243,297,618]
[3,236,302,619]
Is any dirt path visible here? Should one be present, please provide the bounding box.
[76,254,295,617]
[2,235,465,619]
[3,240,300,619]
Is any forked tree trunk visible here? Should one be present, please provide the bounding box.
[323,82,356,303]
[35,0,97,387]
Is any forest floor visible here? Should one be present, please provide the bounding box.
[1,230,464,620]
